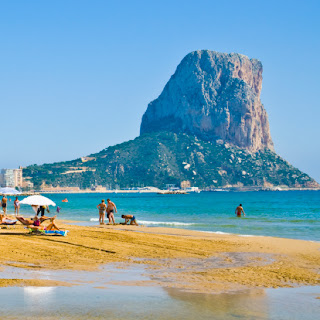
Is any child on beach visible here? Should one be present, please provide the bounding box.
[121,214,138,226]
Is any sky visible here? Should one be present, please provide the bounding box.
[1,0,320,182]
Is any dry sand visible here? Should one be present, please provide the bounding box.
[0,220,319,293]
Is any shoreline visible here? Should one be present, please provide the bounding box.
[79,218,320,243]
[24,188,320,194]
[0,221,319,294]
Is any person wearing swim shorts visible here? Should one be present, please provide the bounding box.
[235,204,245,217]
[106,199,117,225]
[97,199,107,224]
[1,196,7,215]
[121,214,138,226]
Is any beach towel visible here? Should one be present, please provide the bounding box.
[44,230,68,236]
[28,228,68,236]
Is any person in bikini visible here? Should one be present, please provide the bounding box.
[28,215,61,231]
[97,199,107,224]
[106,199,117,225]
[121,214,138,226]
[235,204,245,217]
[14,197,20,216]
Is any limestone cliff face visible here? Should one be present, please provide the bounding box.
[140,50,274,152]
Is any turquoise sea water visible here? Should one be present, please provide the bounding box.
[14,190,320,241]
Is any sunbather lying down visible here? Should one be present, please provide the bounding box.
[0,214,17,225]
[17,215,55,226]
[28,216,62,231]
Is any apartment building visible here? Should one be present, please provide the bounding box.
[0,168,23,188]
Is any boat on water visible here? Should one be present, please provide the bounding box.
[157,190,188,195]
[184,187,201,193]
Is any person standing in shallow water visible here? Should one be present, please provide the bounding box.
[1,196,7,215]
[106,198,117,225]
[235,204,245,217]
[14,197,20,216]
[97,200,107,224]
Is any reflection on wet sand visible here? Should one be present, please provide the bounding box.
[166,287,268,320]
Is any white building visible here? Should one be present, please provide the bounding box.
[0,168,23,188]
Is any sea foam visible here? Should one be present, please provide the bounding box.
[138,220,196,226]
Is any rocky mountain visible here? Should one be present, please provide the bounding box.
[141,50,274,152]
[23,50,319,190]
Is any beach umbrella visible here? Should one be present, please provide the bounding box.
[19,195,56,207]
[0,187,21,195]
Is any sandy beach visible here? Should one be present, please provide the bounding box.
[0,219,319,293]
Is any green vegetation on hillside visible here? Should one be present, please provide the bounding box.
[23,132,318,189]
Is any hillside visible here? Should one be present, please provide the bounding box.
[23,132,318,190]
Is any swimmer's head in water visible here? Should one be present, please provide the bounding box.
[240,204,242,206]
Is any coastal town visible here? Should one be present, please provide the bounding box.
[2,166,315,194]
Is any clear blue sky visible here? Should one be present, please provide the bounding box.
[1,0,319,182]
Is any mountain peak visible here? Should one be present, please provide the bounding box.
[140,50,274,152]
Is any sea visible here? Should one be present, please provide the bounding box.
[13,190,320,241]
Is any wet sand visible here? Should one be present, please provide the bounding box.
[0,220,319,293]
